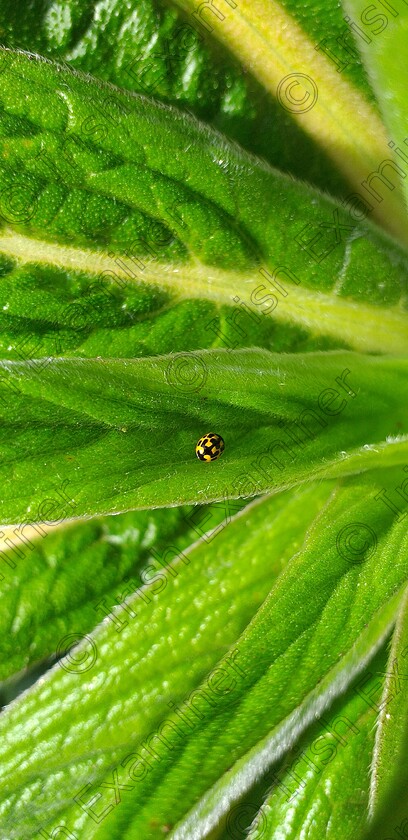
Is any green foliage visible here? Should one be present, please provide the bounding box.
[0,350,407,521]
[0,0,351,196]
[0,1,407,838]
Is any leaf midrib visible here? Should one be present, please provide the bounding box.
[1,230,407,354]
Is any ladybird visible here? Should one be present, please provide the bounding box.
[196,432,225,462]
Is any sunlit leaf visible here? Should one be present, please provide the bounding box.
[173,0,408,243]
[1,350,407,520]
[0,468,406,838]
[0,48,407,361]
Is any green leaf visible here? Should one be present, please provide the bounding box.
[357,589,408,840]
[242,650,386,840]
[342,1,408,214]
[0,467,406,838]
[0,48,407,360]
[368,584,408,817]
[1,349,407,521]
[0,483,332,836]
[0,3,407,836]
[172,0,408,244]
[0,253,347,363]
[0,0,351,198]
[268,0,376,101]
[167,467,408,840]
[0,499,255,683]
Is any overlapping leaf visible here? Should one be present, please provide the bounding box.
[0,1,407,838]
[0,467,406,838]
[0,498,256,684]
[242,650,386,840]
[173,0,408,243]
[343,1,408,213]
[0,0,352,197]
[0,48,407,361]
[364,585,408,835]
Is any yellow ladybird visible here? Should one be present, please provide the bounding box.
[195,433,225,462]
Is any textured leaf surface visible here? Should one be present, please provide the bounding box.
[243,650,386,840]
[368,585,408,817]
[1,349,408,521]
[0,499,255,683]
[343,0,408,213]
[0,252,347,363]
[0,48,407,362]
[0,468,406,838]
[0,2,407,838]
[173,0,408,243]
[0,0,352,198]
[166,466,408,840]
